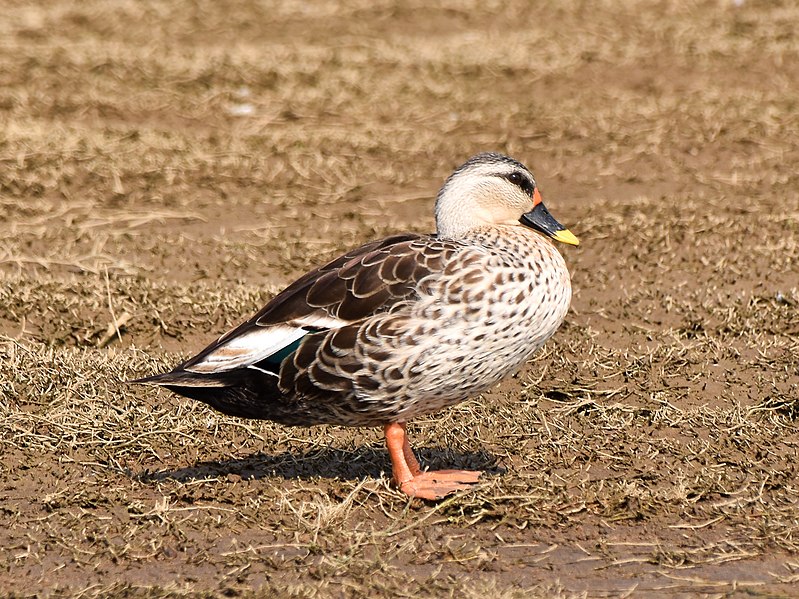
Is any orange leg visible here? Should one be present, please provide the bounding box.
[400,423,422,476]
[383,422,482,500]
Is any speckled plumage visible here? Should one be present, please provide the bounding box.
[134,152,578,498]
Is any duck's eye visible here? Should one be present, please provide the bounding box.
[505,172,534,197]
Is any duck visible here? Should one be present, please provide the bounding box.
[132,152,579,500]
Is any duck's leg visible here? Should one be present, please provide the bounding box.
[383,422,481,500]
[397,422,422,476]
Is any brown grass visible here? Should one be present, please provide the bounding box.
[2,0,799,596]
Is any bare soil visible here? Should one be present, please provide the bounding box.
[2,0,798,597]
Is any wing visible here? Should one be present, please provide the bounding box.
[176,233,466,376]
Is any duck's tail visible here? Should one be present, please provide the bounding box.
[129,367,283,421]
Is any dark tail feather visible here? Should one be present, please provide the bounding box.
[130,368,285,421]
[129,370,233,387]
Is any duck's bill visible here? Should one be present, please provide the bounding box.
[520,203,580,246]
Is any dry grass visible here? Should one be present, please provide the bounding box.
[2,0,799,596]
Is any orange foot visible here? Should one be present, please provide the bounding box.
[399,470,482,500]
[383,422,483,500]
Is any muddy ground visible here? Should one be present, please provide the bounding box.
[1,0,798,597]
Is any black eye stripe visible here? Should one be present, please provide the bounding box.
[502,172,535,197]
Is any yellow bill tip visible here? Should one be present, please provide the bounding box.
[552,229,580,246]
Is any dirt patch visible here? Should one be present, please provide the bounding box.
[2,0,799,597]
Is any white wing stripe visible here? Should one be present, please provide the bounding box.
[185,325,309,374]
[247,364,279,377]
[184,314,348,375]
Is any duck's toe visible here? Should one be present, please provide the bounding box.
[398,470,482,500]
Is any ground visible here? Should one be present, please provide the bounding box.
[1,0,798,597]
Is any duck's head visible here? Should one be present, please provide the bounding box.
[434,152,579,245]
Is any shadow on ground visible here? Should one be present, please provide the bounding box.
[139,447,503,483]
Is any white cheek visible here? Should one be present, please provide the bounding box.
[474,205,498,224]
[475,195,527,225]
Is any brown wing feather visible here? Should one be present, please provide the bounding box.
[279,321,393,399]
[269,239,483,400]
[256,234,423,325]
[177,233,436,372]
[255,233,421,325]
